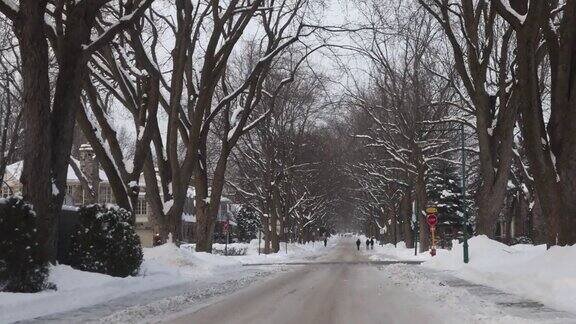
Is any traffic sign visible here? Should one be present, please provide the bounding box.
[223,221,229,234]
[427,214,438,227]
[425,207,437,214]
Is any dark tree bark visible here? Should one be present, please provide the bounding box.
[415,164,430,252]
[494,0,576,245]
[16,0,55,262]
[1,0,154,263]
[400,189,414,248]
[419,0,519,239]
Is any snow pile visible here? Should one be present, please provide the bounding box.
[141,242,241,278]
[178,239,334,262]
[368,241,432,262]
[232,238,337,264]
[0,264,184,323]
[423,235,576,314]
[378,264,550,324]
[0,238,335,323]
[348,234,432,262]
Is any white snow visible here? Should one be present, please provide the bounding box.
[364,239,431,262]
[499,0,527,24]
[422,236,576,314]
[376,263,553,324]
[51,180,59,196]
[1,0,18,12]
[0,239,334,323]
[162,199,174,214]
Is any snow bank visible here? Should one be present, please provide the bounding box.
[368,241,432,262]
[0,239,335,323]
[0,264,183,323]
[234,238,337,264]
[142,242,241,278]
[423,235,576,314]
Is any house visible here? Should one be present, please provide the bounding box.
[2,144,239,247]
[180,191,239,244]
[2,144,155,245]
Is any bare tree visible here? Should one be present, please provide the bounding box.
[417,0,519,237]
[0,0,153,262]
[346,3,461,252]
[0,18,22,184]
[230,65,327,253]
[493,0,576,245]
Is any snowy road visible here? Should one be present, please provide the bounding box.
[161,241,576,324]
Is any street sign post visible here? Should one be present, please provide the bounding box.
[426,214,437,227]
[419,124,469,263]
[427,209,438,256]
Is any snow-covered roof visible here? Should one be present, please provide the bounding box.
[4,159,109,184]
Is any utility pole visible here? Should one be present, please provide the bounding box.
[393,213,397,248]
[461,123,469,263]
[258,226,262,255]
[413,200,418,256]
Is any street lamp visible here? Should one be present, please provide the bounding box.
[460,123,469,264]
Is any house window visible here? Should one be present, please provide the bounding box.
[135,198,147,216]
[99,185,114,204]
[66,185,73,196]
[1,186,11,198]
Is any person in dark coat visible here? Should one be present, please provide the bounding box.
[366,239,370,250]
[370,238,375,250]
[356,239,361,250]
[324,237,328,247]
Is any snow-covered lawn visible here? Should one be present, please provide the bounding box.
[376,235,576,315]
[0,239,333,323]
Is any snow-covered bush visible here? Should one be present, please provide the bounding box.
[69,205,142,277]
[0,197,52,292]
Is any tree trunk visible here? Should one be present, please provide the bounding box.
[270,186,281,253]
[17,0,56,263]
[194,166,211,251]
[475,194,501,238]
[514,25,564,246]
[416,166,430,253]
[400,191,414,248]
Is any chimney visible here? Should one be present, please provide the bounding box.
[79,144,100,203]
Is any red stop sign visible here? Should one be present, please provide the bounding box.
[427,214,438,227]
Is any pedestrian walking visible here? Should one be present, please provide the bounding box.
[324,237,328,247]
[365,239,370,250]
[356,239,361,250]
[370,238,375,250]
